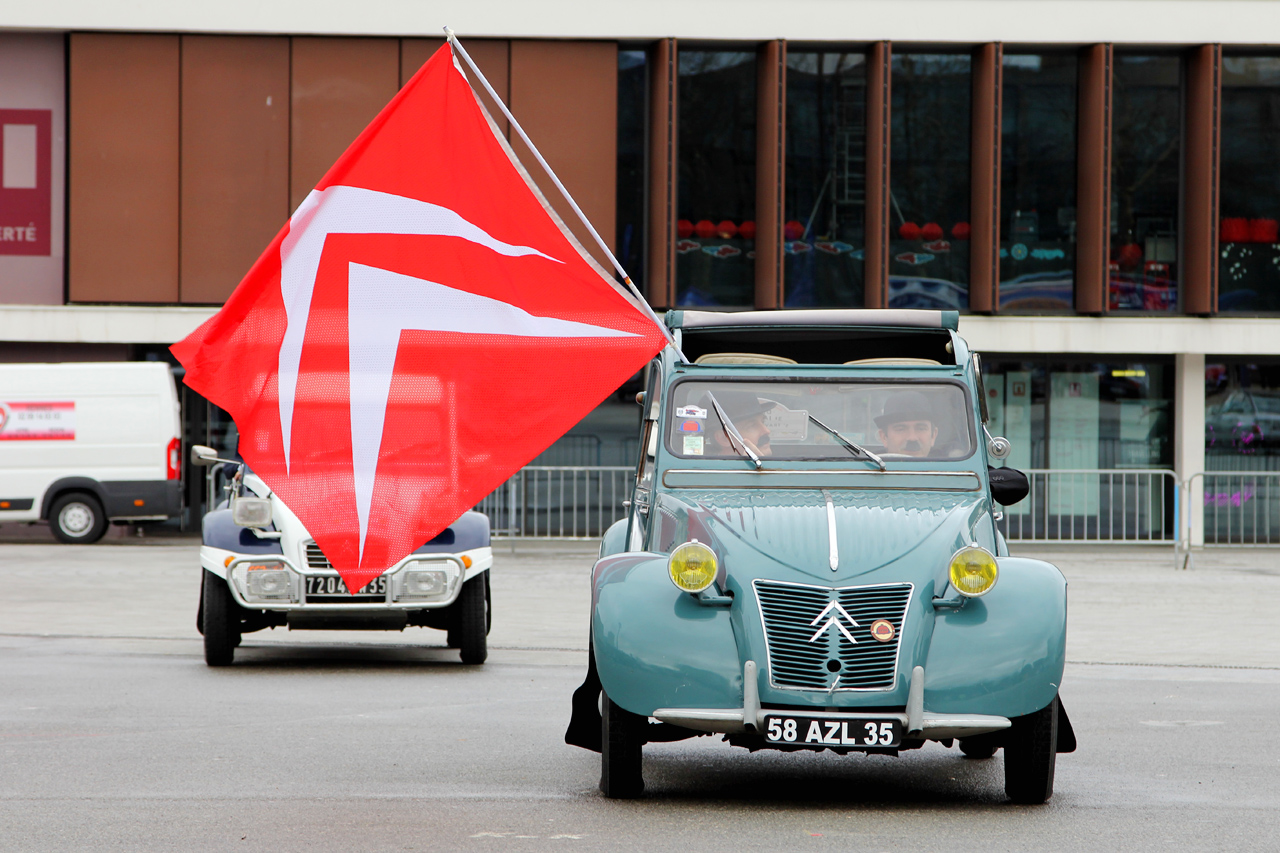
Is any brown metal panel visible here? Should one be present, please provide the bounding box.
[1184,44,1221,316]
[969,43,1002,314]
[1076,43,1112,315]
[402,38,510,138]
[865,42,892,309]
[68,33,179,303]
[180,36,289,305]
[290,37,400,211]
[647,38,678,309]
[509,40,617,270]
[754,40,786,310]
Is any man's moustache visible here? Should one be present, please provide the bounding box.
[903,440,922,452]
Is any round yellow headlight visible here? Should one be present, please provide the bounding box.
[668,540,718,593]
[949,545,998,597]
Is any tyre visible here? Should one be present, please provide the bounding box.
[454,572,488,665]
[600,692,644,798]
[1004,696,1059,804]
[202,569,241,667]
[49,492,107,544]
[959,738,997,759]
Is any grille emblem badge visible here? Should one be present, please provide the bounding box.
[808,602,860,643]
[870,619,895,642]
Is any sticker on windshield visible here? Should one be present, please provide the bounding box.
[680,420,702,433]
[762,405,809,443]
[683,435,704,455]
[676,405,707,419]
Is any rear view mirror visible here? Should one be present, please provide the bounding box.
[190,445,219,467]
[232,497,273,528]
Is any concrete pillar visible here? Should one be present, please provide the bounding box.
[1174,352,1205,546]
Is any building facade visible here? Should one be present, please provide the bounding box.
[3,1,1280,542]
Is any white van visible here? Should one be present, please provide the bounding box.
[0,362,183,543]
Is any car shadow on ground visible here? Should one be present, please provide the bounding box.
[223,641,474,669]
[632,744,1017,807]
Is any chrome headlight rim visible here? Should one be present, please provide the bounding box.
[947,544,999,598]
[667,539,719,594]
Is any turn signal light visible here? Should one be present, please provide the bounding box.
[667,540,718,593]
[948,545,998,597]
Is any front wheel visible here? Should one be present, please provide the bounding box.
[49,492,107,544]
[1004,696,1059,804]
[600,692,644,798]
[454,573,488,665]
[202,570,242,667]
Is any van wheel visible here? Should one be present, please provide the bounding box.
[1004,696,1059,804]
[600,692,645,798]
[202,570,241,666]
[49,492,107,544]
[455,572,488,665]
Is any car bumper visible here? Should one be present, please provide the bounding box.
[200,545,491,612]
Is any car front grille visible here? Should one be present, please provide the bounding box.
[753,580,913,691]
[304,541,332,571]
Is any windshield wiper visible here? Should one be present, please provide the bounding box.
[706,394,763,470]
[807,413,886,472]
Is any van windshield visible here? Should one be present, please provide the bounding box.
[667,380,975,462]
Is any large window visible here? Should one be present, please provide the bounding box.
[1205,361,1280,471]
[1110,54,1181,312]
[1218,56,1280,313]
[999,53,1078,313]
[616,49,647,291]
[783,51,866,308]
[889,53,971,310]
[676,50,756,307]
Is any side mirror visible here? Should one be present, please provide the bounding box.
[989,467,1029,507]
[232,496,273,528]
[190,445,219,467]
[987,434,1011,460]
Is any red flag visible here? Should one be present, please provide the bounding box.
[172,44,666,592]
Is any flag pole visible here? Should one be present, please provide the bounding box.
[444,27,688,364]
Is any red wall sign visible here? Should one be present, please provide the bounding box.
[0,109,52,257]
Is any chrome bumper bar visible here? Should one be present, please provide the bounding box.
[652,663,1011,740]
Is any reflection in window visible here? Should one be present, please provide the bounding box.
[1110,55,1181,312]
[784,51,866,307]
[889,54,971,311]
[1000,53,1077,313]
[676,50,756,307]
[1218,57,1280,312]
[1205,362,1280,470]
[617,50,647,292]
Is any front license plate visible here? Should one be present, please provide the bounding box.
[763,715,902,749]
[305,575,387,597]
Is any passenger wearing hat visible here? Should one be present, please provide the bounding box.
[704,389,777,457]
[874,390,937,458]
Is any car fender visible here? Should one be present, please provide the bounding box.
[924,556,1067,718]
[592,552,742,717]
[599,517,628,559]
[201,509,283,579]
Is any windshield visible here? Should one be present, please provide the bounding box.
[666,380,975,461]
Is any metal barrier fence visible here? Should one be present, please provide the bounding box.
[474,466,632,539]
[1192,471,1280,546]
[475,465,1185,544]
[997,468,1178,544]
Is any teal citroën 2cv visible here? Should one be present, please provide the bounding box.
[565,308,1075,803]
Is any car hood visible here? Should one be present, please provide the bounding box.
[651,487,991,584]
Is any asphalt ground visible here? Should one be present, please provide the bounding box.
[1,535,1278,851]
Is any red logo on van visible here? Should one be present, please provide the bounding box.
[0,401,75,440]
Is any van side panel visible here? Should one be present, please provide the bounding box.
[0,363,182,524]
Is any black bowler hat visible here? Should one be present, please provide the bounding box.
[874,390,934,429]
[703,389,777,423]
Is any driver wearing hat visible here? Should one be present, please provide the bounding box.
[706,389,776,457]
[875,390,938,458]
